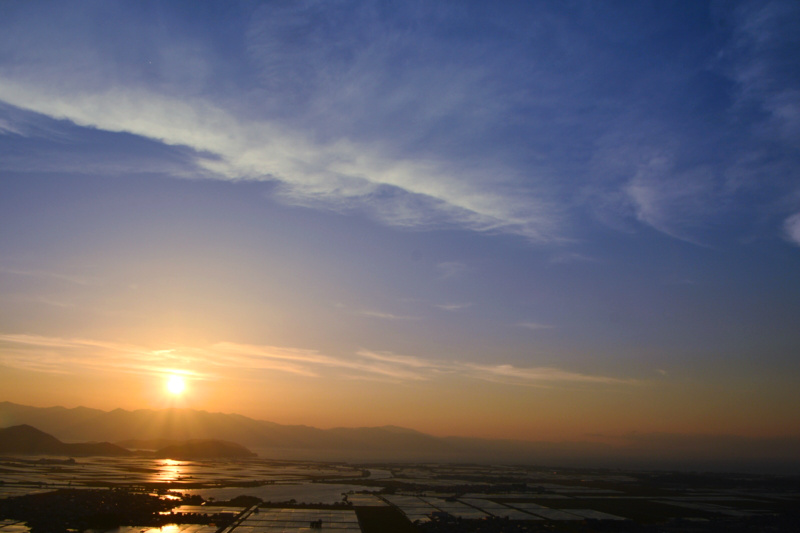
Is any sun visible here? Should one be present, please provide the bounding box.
[166,375,186,396]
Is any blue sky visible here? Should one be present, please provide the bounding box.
[1,1,799,440]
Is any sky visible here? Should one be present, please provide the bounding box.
[1,0,799,445]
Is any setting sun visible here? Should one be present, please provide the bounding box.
[166,375,186,396]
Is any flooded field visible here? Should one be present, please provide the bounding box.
[1,456,799,532]
[182,482,373,504]
[0,456,362,494]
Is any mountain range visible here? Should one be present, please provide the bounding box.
[2,401,799,472]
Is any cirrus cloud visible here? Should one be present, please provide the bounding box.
[0,333,635,387]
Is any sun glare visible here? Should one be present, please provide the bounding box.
[166,375,186,396]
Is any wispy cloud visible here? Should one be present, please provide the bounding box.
[516,322,555,331]
[358,310,419,321]
[434,303,471,312]
[207,342,432,381]
[356,350,441,370]
[784,213,800,246]
[0,267,96,286]
[0,0,579,243]
[198,342,335,378]
[0,334,207,379]
[0,333,633,388]
[0,117,24,136]
[623,156,721,246]
[0,79,562,242]
[729,1,800,145]
[464,363,635,386]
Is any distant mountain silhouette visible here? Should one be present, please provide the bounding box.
[0,424,131,456]
[2,402,799,471]
[0,402,454,459]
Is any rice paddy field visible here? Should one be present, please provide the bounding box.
[1,456,798,531]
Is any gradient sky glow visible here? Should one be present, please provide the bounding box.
[1,1,799,443]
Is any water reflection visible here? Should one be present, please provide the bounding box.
[88,526,190,533]
[149,526,182,533]
[150,459,189,483]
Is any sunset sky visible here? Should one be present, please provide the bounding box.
[1,1,799,443]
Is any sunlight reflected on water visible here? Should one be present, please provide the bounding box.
[150,459,189,483]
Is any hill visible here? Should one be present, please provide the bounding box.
[0,424,131,456]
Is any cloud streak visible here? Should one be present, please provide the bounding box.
[0,78,561,242]
[358,310,420,321]
[0,334,207,380]
[464,363,634,386]
[1,268,97,287]
[435,303,471,312]
[0,333,633,387]
[784,213,800,246]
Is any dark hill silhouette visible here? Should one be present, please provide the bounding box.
[0,424,63,454]
[0,424,131,456]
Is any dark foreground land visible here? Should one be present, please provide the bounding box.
[1,455,799,532]
[0,488,237,532]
